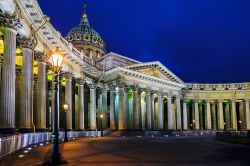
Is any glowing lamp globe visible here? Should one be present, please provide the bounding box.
[51,47,63,72]
[63,103,69,112]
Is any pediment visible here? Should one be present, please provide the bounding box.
[125,61,184,84]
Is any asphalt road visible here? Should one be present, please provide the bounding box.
[1,136,250,166]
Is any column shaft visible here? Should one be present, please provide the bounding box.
[245,100,250,130]
[231,100,237,130]
[89,85,96,130]
[0,28,17,133]
[194,101,200,130]
[65,78,72,130]
[110,89,116,130]
[19,47,33,131]
[133,88,139,129]
[176,96,182,130]
[158,94,163,130]
[78,84,85,130]
[205,101,212,130]
[168,96,173,130]
[211,102,217,130]
[146,90,152,130]
[102,89,108,129]
[35,62,47,130]
[225,102,230,130]
[183,102,188,130]
[118,86,125,130]
[218,100,224,130]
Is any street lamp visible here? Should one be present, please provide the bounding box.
[100,114,104,137]
[63,103,69,142]
[49,47,64,165]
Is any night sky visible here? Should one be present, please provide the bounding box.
[38,0,250,83]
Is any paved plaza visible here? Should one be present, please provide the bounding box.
[1,136,250,166]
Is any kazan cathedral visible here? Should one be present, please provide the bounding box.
[0,0,249,135]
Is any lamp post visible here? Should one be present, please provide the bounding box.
[49,47,64,165]
[63,103,69,142]
[100,114,104,137]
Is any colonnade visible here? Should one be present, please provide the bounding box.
[0,13,249,134]
[184,99,250,131]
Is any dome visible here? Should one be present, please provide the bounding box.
[66,6,106,59]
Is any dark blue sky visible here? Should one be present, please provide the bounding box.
[38,0,250,83]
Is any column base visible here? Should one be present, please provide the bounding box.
[18,128,33,133]
[0,128,16,134]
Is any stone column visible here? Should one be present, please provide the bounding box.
[34,52,47,131]
[224,101,230,130]
[218,100,224,130]
[194,100,200,130]
[168,94,173,130]
[0,13,20,133]
[182,100,188,130]
[146,89,152,130]
[118,80,125,130]
[205,100,212,130]
[65,72,73,130]
[151,92,156,129]
[77,79,85,130]
[15,66,22,129]
[89,82,97,130]
[138,89,142,130]
[176,95,182,130]
[124,86,130,129]
[239,101,245,129]
[211,102,217,130]
[132,85,139,129]
[158,92,164,130]
[18,36,35,132]
[101,85,108,129]
[231,99,237,130]
[198,101,204,130]
[245,99,250,130]
[109,84,116,130]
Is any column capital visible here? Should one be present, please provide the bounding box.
[17,35,36,49]
[64,72,73,80]
[182,99,189,103]
[132,84,139,91]
[101,84,109,93]
[117,79,125,88]
[76,78,86,85]
[34,51,48,63]
[0,12,21,30]
[89,82,97,89]
[217,99,224,103]
[124,86,130,93]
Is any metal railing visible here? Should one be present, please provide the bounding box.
[0,131,109,159]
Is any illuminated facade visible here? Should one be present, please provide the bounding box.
[0,0,249,134]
